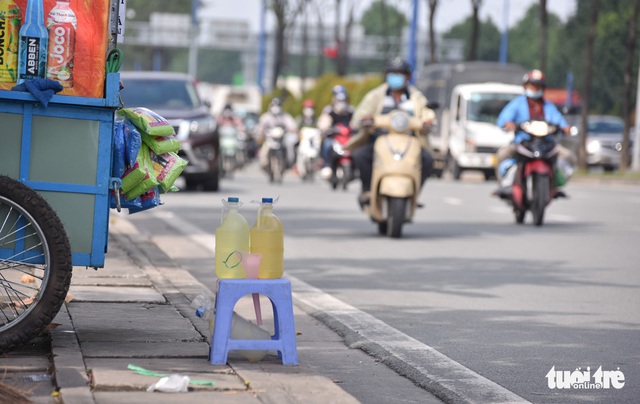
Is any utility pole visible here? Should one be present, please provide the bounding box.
[499,0,509,64]
[632,54,640,171]
[188,0,199,78]
[258,0,267,93]
[408,0,418,83]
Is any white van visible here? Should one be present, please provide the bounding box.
[443,83,522,180]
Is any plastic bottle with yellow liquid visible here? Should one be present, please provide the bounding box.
[250,197,284,279]
[215,197,249,279]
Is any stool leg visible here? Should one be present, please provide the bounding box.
[271,295,298,365]
[210,297,235,365]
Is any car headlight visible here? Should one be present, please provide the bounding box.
[176,116,216,140]
[190,116,216,135]
[587,139,601,154]
[464,134,476,152]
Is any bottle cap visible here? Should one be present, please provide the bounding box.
[228,197,239,203]
[261,197,273,203]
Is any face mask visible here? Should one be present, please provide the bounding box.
[303,107,314,117]
[270,106,281,115]
[333,101,347,114]
[525,89,543,99]
[386,73,406,90]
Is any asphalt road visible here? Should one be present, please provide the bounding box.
[127,163,640,404]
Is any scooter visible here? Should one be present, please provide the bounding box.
[498,120,567,226]
[365,110,424,238]
[264,126,287,184]
[327,123,355,190]
[296,125,322,181]
[218,124,239,178]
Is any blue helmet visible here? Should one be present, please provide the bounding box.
[332,85,347,96]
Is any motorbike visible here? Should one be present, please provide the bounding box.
[264,125,287,184]
[296,125,322,181]
[362,110,424,238]
[327,123,355,190]
[498,120,566,226]
[218,124,240,178]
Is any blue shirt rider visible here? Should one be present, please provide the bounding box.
[494,69,576,195]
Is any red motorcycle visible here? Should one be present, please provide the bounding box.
[327,123,355,190]
[500,121,566,226]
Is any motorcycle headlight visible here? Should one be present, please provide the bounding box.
[587,139,601,154]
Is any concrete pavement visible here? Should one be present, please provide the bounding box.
[2,215,361,403]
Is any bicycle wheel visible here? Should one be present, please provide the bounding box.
[0,176,72,351]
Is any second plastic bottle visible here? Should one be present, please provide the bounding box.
[215,197,250,279]
[250,197,284,279]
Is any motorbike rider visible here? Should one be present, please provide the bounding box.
[216,103,245,132]
[257,98,299,171]
[298,99,317,127]
[346,57,435,207]
[495,69,576,197]
[318,85,356,180]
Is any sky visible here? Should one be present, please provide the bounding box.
[201,0,578,34]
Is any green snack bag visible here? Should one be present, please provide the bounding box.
[120,160,147,193]
[150,151,188,191]
[141,132,181,154]
[120,107,175,137]
[125,145,160,199]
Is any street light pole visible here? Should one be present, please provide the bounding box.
[499,0,509,64]
[632,53,640,171]
[408,0,419,83]
[258,0,267,94]
[188,0,199,77]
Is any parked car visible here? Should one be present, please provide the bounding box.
[584,115,632,172]
[119,71,220,191]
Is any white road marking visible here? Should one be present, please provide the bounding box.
[149,209,530,404]
[443,197,463,206]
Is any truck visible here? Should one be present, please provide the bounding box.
[417,62,527,180]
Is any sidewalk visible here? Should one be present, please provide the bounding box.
[45,216,360,403]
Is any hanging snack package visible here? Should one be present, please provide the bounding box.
[124,145,160,199]
[149,150,188,192]
[123,120,143,167]
[120,161,147,194]
[141,132,181,155]
[119,107,175,137]
[109,189,142,210]
[112,118,126,178]
[128,187,162,214]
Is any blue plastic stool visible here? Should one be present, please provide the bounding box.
[209,278,298,365]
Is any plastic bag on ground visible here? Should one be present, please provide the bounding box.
[146,374,190,393]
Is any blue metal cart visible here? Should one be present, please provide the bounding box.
[0,73,121,350]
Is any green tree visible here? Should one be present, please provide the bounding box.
[125,0,191,21]
[561,0,640,115]
[507,5,565,87]
[360,1,407,37]
[442,17,501,62]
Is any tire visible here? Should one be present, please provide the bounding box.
[202,171,219,192]
[483,170,495,181]
[377,221,388,235]
[341,165,352,191]
[387,197,407,238]
[270,153,283,184]
[448,155,462,180]
[514,208,526,224]
[330,165,339,190]
[531,174,550,226]
[222,156,235,179]
[0,176,72,352]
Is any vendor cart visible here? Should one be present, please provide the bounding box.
[0,0,122,350]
